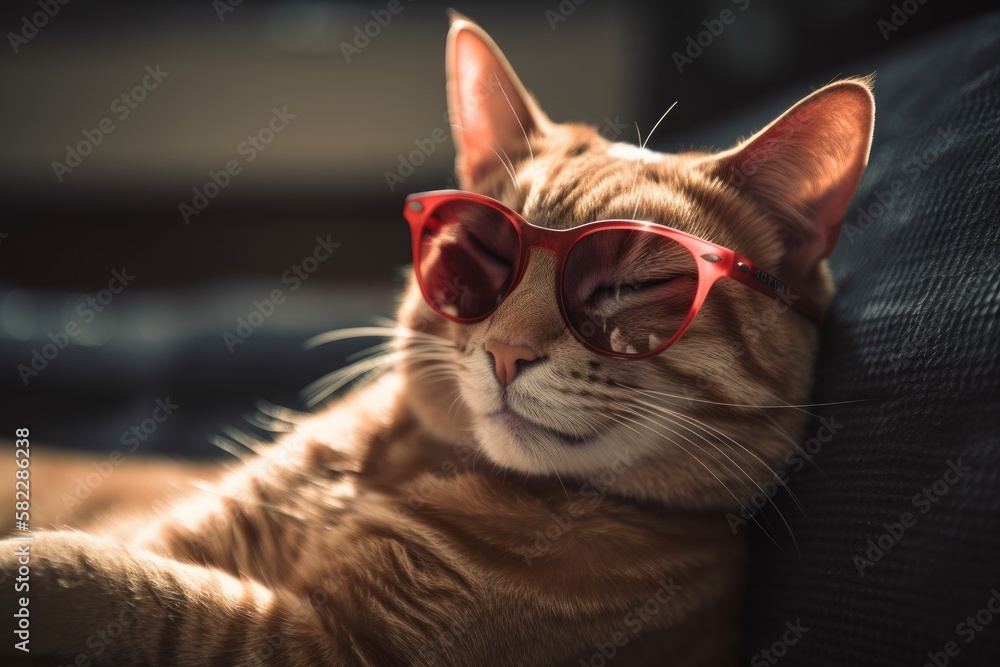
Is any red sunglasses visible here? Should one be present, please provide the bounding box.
[403,190,822,360]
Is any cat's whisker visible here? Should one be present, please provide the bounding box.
[209,434,252,461]
[619,383,865,412]
[691,418,808,522]
[758,409,827,487]
[631,102,678,220]
[493,72,534,172]
[568,409,610,438]
[623,389,802,499]
[618,402,757,502]
[305,326,396,350]
[607,409,785,553]
[752,386,862,424]
[642,102,678,149]
[450,123,519,189]
[405,368,461,391]
[397,359,456,374]
[613,407,735,490]
[446,391,468,425]
[303,342,457,405]
[394,346,460,360]
[345,341,396,364]
[615,423,785,555]
[622,385,814,520]
[540,448,572,503]
[409,365,458,385]
[304,323,456,350]
[371,316,458,345]
[303,353,399,406]
[405,362,459,377]
[621,394,805,550]
[243,410,296,434]
[221,426,268,455]
[493,143,519,184]
[396,347,459,358]
[753,386,832,423]
[627,405,754,492]
[629,394,777,480]
[255,399,311,423]
[305,346,445,400]
[626,399,802,527]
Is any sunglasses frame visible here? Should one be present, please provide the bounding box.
[404,189,824,360]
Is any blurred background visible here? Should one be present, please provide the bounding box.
[0,0,992,457]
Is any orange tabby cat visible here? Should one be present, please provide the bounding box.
[1,14,873,667]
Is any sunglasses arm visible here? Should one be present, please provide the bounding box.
[726,255,826,327]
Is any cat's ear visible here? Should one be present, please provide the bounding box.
[707,78,875,273]
[446,14,551,189]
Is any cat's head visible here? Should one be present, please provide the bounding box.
[396,15,873,509]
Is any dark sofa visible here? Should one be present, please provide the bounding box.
[737,12,1000,667]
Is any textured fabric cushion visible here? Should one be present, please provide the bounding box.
[741,12,1000,667]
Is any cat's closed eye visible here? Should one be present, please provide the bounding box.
[587,275,685,305]
[463,229,513,267]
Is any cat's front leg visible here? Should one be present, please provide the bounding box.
[0,531,335,666]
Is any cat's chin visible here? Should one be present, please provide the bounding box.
[486,409,593,447]
[472,414,588,473]
[472,413,651,480]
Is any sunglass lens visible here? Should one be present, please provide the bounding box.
[563,229,699,355]
[417,199,520,320]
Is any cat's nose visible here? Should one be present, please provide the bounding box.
[484,340,541,387]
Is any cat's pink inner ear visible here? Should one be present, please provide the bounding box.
[721,80,875,271]
[446,17,548,188]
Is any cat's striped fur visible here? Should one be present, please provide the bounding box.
[1,14,873,667]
